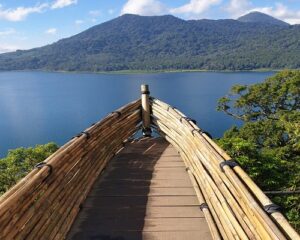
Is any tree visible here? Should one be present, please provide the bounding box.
[217,70,300,231]
[0,143,59,195]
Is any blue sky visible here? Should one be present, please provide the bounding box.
[0,0,300,53]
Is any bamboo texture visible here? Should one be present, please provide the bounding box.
[141,84,151,136]
[0,100,141,240]
[150,97,300,240]
[0,92,299,240]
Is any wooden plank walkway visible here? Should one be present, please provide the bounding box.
[67,137,212,240]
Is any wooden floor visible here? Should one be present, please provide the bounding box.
[67,137,212,240]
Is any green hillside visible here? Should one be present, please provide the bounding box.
[0,13,299,72]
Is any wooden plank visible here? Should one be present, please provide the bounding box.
[114,153,182,160]
[112,161,185,167]
[97,179,193,188]
[105,167,187,175]
[102,171,190,180]
[82,195,199,208]
[142,231,213,240]
[69,230,211,240]
[74,206,205,218]
[68,217,208,231]
[67,138,212,240]
[89,187,196,196]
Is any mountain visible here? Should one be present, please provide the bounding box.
[237,11,290,27]
[0,13,299,72]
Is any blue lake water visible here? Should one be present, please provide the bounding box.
[0,71,274,157]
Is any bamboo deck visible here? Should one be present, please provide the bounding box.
[67,137,212,240]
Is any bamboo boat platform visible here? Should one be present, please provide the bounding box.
[0,85,299,240]
[67,138,212,240]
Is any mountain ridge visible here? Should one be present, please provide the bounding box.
[237,11,290,27]
[0,12,299,71]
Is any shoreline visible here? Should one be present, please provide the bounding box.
[0,68,287,75]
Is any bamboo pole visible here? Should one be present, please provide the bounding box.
[204,135,300,240]
[141,84,152,137]
[153,103,280,239]
[0,100,142,239]
[149,97,298,240]
[187,169,222,240]
[151,108,261,238]
[152,116,250,240]
[0,104,141,232]
[11,114,141,239]
[0,93,298,240]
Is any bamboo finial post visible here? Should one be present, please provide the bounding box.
[141,84,152,137]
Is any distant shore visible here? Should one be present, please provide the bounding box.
[0,68,286,75]
[96,68,281,74]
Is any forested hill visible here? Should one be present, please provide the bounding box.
[237,11,290,27]
[0,12,300,72]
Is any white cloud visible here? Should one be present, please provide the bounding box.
[108,9,115,15]
[170,0,222,16]
[0,44,19,53]
[286,18,300,25]
[45,28,57,34]
[75,19,84,25]
[51,0,77,9]
[89,10,101,17]
[225,0,250,18]
[121,0,166,16]
[250,3,300,24]
[0,4,48,21]
[0,0,77,22]
[226,0,300,24]
[0,28,16,36]
[121,0,222,18]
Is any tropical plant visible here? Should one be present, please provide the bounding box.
[217,70,300,231]
[0,143,59,195]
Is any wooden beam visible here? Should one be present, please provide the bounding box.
[141,84,152,137]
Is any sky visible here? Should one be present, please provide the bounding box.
[0,0,300,53]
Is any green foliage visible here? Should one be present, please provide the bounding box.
[273,195,300,231]
[217,70,300,121]
[217,70,300,231]
[0,143,59,195]
[0,14,300,71]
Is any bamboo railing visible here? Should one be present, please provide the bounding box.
[0,84,299,240]
[150,97,300,240]
[0,100,141,240]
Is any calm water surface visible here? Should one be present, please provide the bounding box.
[0,71,274,157]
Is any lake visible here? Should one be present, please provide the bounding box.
[0,71,274,157]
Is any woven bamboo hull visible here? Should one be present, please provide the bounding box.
[0,100,142,240]
[0,96,298,240]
